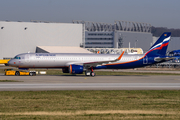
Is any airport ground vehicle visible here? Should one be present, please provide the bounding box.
[0,59,10,65]
[4,69,36,76]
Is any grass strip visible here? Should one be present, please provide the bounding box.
[46,70,180,76]
[0,90,179,119]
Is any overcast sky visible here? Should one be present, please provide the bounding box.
[0,0,179,28]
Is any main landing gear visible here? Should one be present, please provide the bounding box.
[85,67,96,77]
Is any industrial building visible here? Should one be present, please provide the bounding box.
[167,37,180,52]
[1,20,178,60]
[74,20,180,54]
[0,21,83,59]
[73,20,153,52]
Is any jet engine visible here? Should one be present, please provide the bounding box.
[69,65,83,74]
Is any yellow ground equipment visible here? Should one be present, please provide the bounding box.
[4,69,36,76]
[0,59,10,65]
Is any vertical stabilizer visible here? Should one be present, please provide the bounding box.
[145,32,171,56]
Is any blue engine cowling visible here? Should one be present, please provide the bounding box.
[69,65,83,74]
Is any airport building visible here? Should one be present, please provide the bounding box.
[73,20,152,49]
[0,20,154,59]
[0,21,83,59]
[1,20,178,59]
[73,20,153,53]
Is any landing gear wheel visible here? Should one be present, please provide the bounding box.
[29,72,33,76]
[15,71,20,76]
[85,67,96,77]
[85,71,91,76]
[85,71,88,76]
[90,72,95,77]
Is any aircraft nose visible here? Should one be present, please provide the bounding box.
[8,60,16,66]
[7,60,12,66]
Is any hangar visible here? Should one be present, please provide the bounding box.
[0,21,83,59]
[36,46,91,53]
[2,20,170,60]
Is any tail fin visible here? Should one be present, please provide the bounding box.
[145,32,171,56]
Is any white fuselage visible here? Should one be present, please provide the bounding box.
[8,53,145,68]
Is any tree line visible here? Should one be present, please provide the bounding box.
[151,26,180,37]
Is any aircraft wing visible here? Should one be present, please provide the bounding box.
[154,57,175,62]
[83,51,124,67]
[66,51,125,68]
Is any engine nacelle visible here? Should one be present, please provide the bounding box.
[69,65,83,74]
[62,67,69,73]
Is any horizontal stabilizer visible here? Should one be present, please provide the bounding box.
[154,57,175,62]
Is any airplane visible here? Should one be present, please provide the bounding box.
[8,32,173,76]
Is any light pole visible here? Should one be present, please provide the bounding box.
[135,40,138,48]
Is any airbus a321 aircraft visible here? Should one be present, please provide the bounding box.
[8,32,173,76]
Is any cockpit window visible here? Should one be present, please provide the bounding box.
[14,56,21,59]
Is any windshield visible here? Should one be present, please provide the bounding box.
[14,56,21,59]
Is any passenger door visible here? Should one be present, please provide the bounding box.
[25,54,30,63]
[143,56,148,64]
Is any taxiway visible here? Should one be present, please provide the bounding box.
[0,74,180,91]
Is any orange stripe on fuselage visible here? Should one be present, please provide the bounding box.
[105,42,168,66]
[105,56,145,66]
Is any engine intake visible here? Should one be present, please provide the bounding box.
[69,65,83,74]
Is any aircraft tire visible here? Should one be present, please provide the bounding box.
[29,72,33,76]
[90,72,95,77]
[15,71,20,76]
[33,72,36,76]
[85,71,91,76]
[85,71,88,76]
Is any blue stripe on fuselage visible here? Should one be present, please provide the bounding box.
[94,56,156,69]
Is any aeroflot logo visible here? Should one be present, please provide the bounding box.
[164,34,167,36]
[36,54,56,56]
